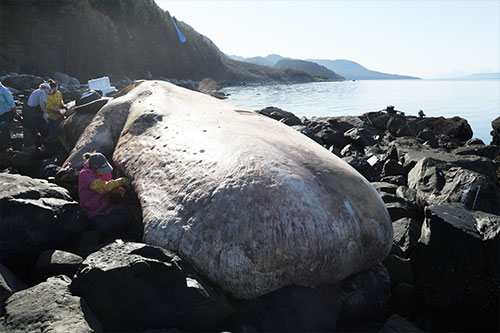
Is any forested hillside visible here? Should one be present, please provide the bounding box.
[0,0,320,84]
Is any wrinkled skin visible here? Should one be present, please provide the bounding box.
[60,80,393,298]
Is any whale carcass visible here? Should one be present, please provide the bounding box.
[61,80,393,298]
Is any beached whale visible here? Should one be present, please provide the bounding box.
[61,80,393,298]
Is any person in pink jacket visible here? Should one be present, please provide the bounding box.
[78,151,130,240]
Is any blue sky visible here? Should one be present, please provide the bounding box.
[156,0,500,78]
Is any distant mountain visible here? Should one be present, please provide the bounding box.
[229,55,274,67]
[230,55,420,80]
[453,72,500,80]
[274,59,344,81]
[308,59,420,80]
[228,54,287,67]
[265,54,290,66]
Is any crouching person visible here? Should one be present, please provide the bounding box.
[78,151,131,243]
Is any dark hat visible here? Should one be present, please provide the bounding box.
[88,153,113,174]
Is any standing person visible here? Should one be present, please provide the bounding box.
[46,79,67,142]
[0,82,22,151]
[78,151,131,242]
[23,82,51,147]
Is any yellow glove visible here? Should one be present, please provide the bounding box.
[117,177,130,186]
[90,177,129,194]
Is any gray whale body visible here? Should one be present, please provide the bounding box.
[63,81,393,298]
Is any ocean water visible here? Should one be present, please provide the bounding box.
[221,79,500,144]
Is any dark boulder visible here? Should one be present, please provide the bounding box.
[342,155,380,182]
[231,285,341,332]
[70,241,233,332]
[452,144,500,160]
[403,148,498,181]
[465,137,485,145]
[408,158,500,215]
[380,175,407,186]
[371,182,399,195]
[256,106,302,126]
[0,264,27,317]
[290,125,323,145]
[0,275,102,332]
[340,143,363,157]
[412,203,499,331]
[1,74,44,91]
[491,116,500,145]
[379,313,423,333]
[389,283,420,320]
[395,186,417,203]
[380,193,421,221]
[387,116,414,137]
[366,151,389,172]
[325,115,365,131]
[344,126,382,148]
[316,128,350,148]
[392,218,422,258]
[364,144,388,158]
[53,72,80,89]
[35,250,83,281]
[361,111,392,131]
[415,127,436,142]
[337,263,391,331]
[385,201,420,222]
[9,148,43,178]
[381,159,406,177]
[0,173,85,260]
[232,264,390,332]
[383,255,414,290]
[425,116,473,143]
[415,127,439,147]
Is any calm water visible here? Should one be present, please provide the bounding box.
[221,80,500,144]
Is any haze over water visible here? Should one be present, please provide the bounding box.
[221,79,500,144]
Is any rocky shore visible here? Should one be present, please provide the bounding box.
[1,74,499,332]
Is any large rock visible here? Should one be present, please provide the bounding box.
[256,106,302,126]
[408,157,500,215]
[0,173,84,260]
[290,125,323,145]
[392,218,421,258]
[317,127,350,148]
[343,126,382,148]
[424,116,473,143]
[1,74,44,91]
[342,154,381,182]
[402,147,498,180]
[61,80,393,298]
[491,116,500,145]
[0,264,26,317]
[452,144,500,160]
[53,71,80,89]
[412,203,499,331]
[35,249,83,281]
[387,116,414,137]
[0,275,102,332]
[380,193,421,221]
[71,241,233,332]
[379,314,423,333]
[232,263,390,332]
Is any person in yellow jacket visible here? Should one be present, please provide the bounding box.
[46,79,68,142]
